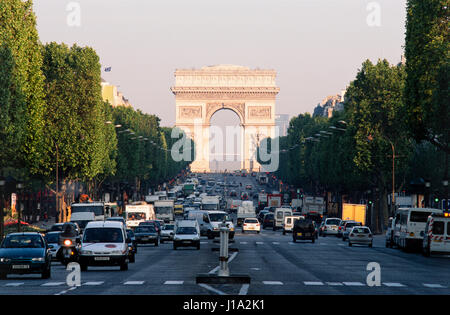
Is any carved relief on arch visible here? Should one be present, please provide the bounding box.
[205,102,245,124]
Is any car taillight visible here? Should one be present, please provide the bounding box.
[338,227,342,230]
[63,239,72,246]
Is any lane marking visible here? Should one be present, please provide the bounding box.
[198,283,227,295]
[326,282,343,286]
[5,283,24,287]
[383,282,405,287]
[240,242,248,245]
[239,284,250,295]
[164,281,184,285]
[256,242,264,245]
[343,282,365,286]
[83,281,104,286]
[423,283,445,288]
[124,281,145,285]
[41,282,65,286]
[263,281,283,285]
[304,281,324,286]
[272,242,280,245]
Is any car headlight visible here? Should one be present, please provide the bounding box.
[111,250,122,255]
[32,257,45,262]
[193,237,200,241]
[0,258,11,263]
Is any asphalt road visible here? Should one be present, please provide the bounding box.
[1,173,449,295]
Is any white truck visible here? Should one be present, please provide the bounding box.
[153,200,175,223]
[125,203,155,229]
[70,212,95,232]
[237,201,256,227]
[302,196,325,216]
[291,198,303,211]
[201,196,220,211]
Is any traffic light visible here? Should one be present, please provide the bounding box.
[434,197,440,203]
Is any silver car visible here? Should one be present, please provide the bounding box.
[348,226,373,247]
[44,231,62,261]
[160,224,175,243]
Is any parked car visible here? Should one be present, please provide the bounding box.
[44,231,62,261]
[160,224,175,243]
[342,221,362,241]
[292,219,317,243]
[0,232,52,279]
[242,218,260,234]
[262,213,275,229]
[348,226,373,247]
[134,225,159,246]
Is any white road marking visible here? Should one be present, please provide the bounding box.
[263,281,283,285]
[5,283,24,287]
[41,282,65,286]
[343,282,365,286]
[326,282,343,286]
[239,284,250,295]
[124,281,145,285]
[256,242,264,245]
[383,282,405,287]
[423,283,445,288]
[304,281,324,286]
[272,242,280,245]
[240,242,248,245]
[164,281,184,285]
[198,283,227,295]
[83,281,104,286]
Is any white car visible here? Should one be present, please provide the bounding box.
[160,224,175,243]
[348,226,373,247]
[322,218,342,236]
[79,221,130,271]
[242,218,260,233]
[173,220,201,250]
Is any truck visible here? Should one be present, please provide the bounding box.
[228,199,242,213]
[153,200,175,223]
[291,198,303,211]
[145,195,160,205]
[125,203,155,229]
[257,193,268,211]
[342,203,366,226]
[201,196,220,211]
[302,196,325,216]
[267,194,283,208]
[70,212,95,232]
[183,183,195,196]
[70,202,108,221]
[236,201,256,226]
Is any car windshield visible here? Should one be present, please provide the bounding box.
[410,211,432,223]
[83,228,124,243]
[2,235,44,248]
[245,219,259,224]
[135,226,156,233]
[45,233,61,244]
[209,213,230,222]
[353,227,370,234]
[176,227,197,235]
[163,225,175,230]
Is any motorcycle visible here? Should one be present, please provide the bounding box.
[58,236,80,266]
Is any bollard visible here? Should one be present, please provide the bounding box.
[218,224,230,277]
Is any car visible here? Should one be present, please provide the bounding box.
[44,231,62,261]
[262,213,275,229]
[283,215,303,235]
[422,213,450,257]
[48,223,65,232]
[257,210,269,223]
[337,220,347,238]
[292,218,317,243]
[230,190,237,197]
[322,218,342,236]
[106,216,127,227]
[342,221,362,241]
[348,226,373,247]
[242,218,260,233]
[245,184,252,190]
[126,229,137,263]
[134,225,160,246]
[139,220,161,235]
[0,232,52,279]
[79,221,130,271]
[160,224,175,243]
[173,220,201,250]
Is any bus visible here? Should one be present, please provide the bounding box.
[70,202,108,221]
[394,207,443,251]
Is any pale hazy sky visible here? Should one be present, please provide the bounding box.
[33,0,407,128]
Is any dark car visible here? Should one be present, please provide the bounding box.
[292,219,317,243]
[126,229,137,263]
[134,226,159,246]
[0,232,52,279]
[44,231,62,261]
[337,220,348,238]
[262,213,275,229]
[106,216,126,227]
[139,220,161,235]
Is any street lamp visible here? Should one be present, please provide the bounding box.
[0,177,5,242]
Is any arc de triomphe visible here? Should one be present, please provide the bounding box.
[171,65,279,173]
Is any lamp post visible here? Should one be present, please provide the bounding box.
[0,177,5,242]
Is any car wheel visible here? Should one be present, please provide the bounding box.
[120,262,128,271]
[155,240,159,247]
[196,243,200,250]
[130,253,135,263]
[282,230,286,235]
[0,272,6,280]
[207,231,214,239]
[41,265,51,279]
[349,242,352,247]
[160,239,164,244]
[312,238,315,243]
[369,242,373,248]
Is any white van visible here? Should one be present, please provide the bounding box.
[274,208,292,231]
[125,204,155,229]
[79,221,130,271]
[173,220,201,250]
[395,207,443,251]
[422,213,450,256]
[187,210,235,239]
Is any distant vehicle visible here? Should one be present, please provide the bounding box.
[173,220,201,250]
[44,231,62,261]
[126,229,136,263]
[258,174,268,185]
[348,226,373,247]
[0,232,52,279]
[242,218,260,234]
[187,210,235,239]
[422,213,450,256]
[139,220,161,235]
[267,194,282,208]
[342,221,362,241]
[262,213,275,229]
[237,201,256,227]
[385,217,396,248]
[71,202,108,221]
[106,216,126,227]
[302,196,325,217]
[241,192,249,200]
[283,215,303,235]
[79,221,130,271]
[49,223,65,232]
[133,225,159,246]
[70,212,95,233]
[201,196,220,211]
[322,218,342,237]
[395,207,443,251]
[245,184,252,190]
[337,220,347,238]
[153,200,175,223]
[274,208,293,231]
[292,219,316,243]
[342,203,366,226]
[125,204,155,229]
[257,210,269,223]
[160,224,175,243]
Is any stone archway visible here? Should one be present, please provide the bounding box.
[171,65,279,173]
